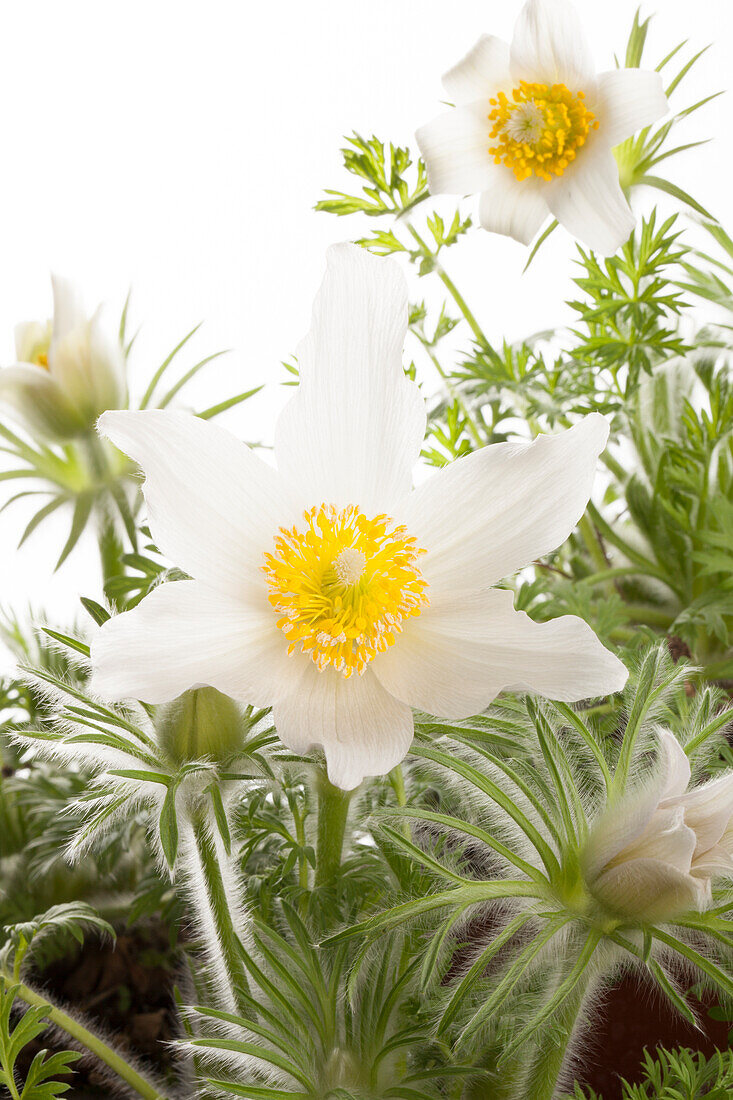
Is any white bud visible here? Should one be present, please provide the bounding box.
[0,276,126,441]
[583,731,733,922]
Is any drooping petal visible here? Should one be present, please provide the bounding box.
[90,580,292,706]
[272,663,413,790]
[416,104,496,194]
[510,0,595,88]
[591,857,710,921]
[479,173,550,244]
[50,275,86,342]
[99,410,296,598]
[594,68,668,147]
[275,245,426,516]
[404,415,609,594]
[442,35,512,103]
[545,144,635,255]
[373,587,626,718]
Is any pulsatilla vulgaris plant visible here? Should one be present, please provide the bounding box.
[2,1,733,1099]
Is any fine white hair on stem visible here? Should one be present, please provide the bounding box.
[177,809,250,1017]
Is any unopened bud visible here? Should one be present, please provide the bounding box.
[156,687,248,765]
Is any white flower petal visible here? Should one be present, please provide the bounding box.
[416,104,496,195]
[99,409,296,598]
[442,35,511,104]
[546,144,635,255]
[584,733,690,879]
[510,0,595,88]
[50,275,86,342]
[275,244,426,516]
[615,805,697,873]
[90,580,291,706]
[594,68,668,148]
[692,845,733,878]
[591,857,709,920]
[14,320,50,363]
[676,773,733,859]
[373,587,626,718]
[584,786,669,883]
[479,173,550,245]
[272,664,413,791]
[405,415,609,594]
[657,729,692,801]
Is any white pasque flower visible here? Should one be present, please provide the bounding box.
[0,276,126,441]
[585,731,733,921]
[416,0,668,254]
[90,244,626,790]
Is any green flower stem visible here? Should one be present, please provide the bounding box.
[585,502,679,595]
[1,970,169,1100]
[581,564,669,587]
[404,223,491,447]
[315,772,352,886]
[519,969,592,1100]
[98,512,124,593]
[401,221,488,347]
[577,513,610,577]
[82,431,125,592]
[188,810,251,1015]
[417,338,486,449]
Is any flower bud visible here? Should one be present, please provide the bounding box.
[0,276,126,441]
[155,687,249,765]
[583,731,733,922]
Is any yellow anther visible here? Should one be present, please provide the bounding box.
[263,504,429,677]
[489,81,599,183]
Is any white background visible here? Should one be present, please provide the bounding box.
[0,0,730,664]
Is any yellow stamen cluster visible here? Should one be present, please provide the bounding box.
[35,351,49,370]
[263,504,429,678]
[489,81,599,182]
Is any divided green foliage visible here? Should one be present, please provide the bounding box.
[568,1046,733,1099]
[0,984,79,1100]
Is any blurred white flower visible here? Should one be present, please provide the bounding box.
[0,276,126,440]
[90,244,626,789]
[585,730,733,921]
[416,0,668,254]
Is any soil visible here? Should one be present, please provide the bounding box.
[8,931,733,1099]
[574,974,731,1096]
[14,923,181,1099]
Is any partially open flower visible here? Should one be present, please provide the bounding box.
[416,0,668,254]
[0,276,126,441]
[90,244,627,790]
[584,731,733,922]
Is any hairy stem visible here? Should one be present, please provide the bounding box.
[2,971,169,1099]
[183,809,250,1016]
[519,971,592,1100]
[83,431,126,594]
[315,772,352,886]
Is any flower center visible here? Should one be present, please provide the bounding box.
[263,504,429,678]
[489,81,599,182]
